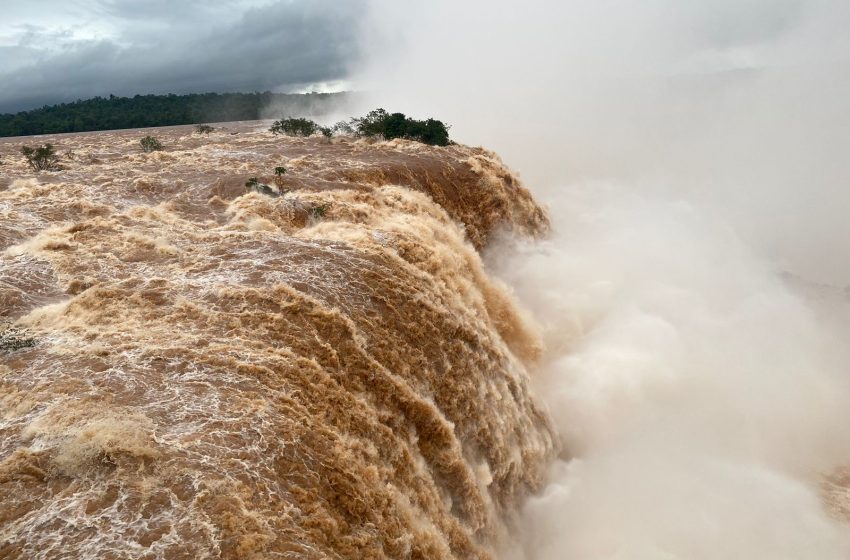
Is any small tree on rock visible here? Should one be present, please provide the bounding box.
[269,118,318,137]
[21,144,61,171]
[140,136,163,152]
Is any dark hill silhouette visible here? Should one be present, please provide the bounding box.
[0,91,349,138]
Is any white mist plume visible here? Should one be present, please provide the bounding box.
[358,0,850,281]
[357,0,850,558]
[489,185,850,559]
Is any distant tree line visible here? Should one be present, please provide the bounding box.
[0,92,348,138]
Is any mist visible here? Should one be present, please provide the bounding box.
[356,0,850,557]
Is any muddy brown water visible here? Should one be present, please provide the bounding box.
[0,123,556,559]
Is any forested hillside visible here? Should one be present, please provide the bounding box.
[0,92,348,137]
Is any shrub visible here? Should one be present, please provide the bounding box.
[21,144,61,171]
[350,109,451,146]
[140,136,163,152]
[333,121,354,135]
[267,110,452,145]
[196,124,214,134]
[269,117,318,137]
[310,204,329,220]
[351,109,390,138]
[273,166,287,187]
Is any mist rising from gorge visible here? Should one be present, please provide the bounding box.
[356,1,850,557]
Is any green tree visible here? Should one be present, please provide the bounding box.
[140,136,163,152]
[269,117,319,137]
[21,144,61,171]
[350,109,451,146]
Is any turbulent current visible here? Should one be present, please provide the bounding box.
[0,124,556,559]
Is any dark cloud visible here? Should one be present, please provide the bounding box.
[0,0,364,113]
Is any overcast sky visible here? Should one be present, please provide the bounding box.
[1,0,841,116]
[0,0,363,113]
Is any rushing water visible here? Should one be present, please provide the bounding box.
[0,124,554,559]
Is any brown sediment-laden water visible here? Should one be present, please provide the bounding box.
[0,122,557,559]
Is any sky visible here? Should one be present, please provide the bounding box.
[0,0,363,113]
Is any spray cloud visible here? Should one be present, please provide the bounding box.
[357,1,850,557]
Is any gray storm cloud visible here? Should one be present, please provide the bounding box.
[0,0,364,113]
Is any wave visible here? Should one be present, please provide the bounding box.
[0,124,554,559]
